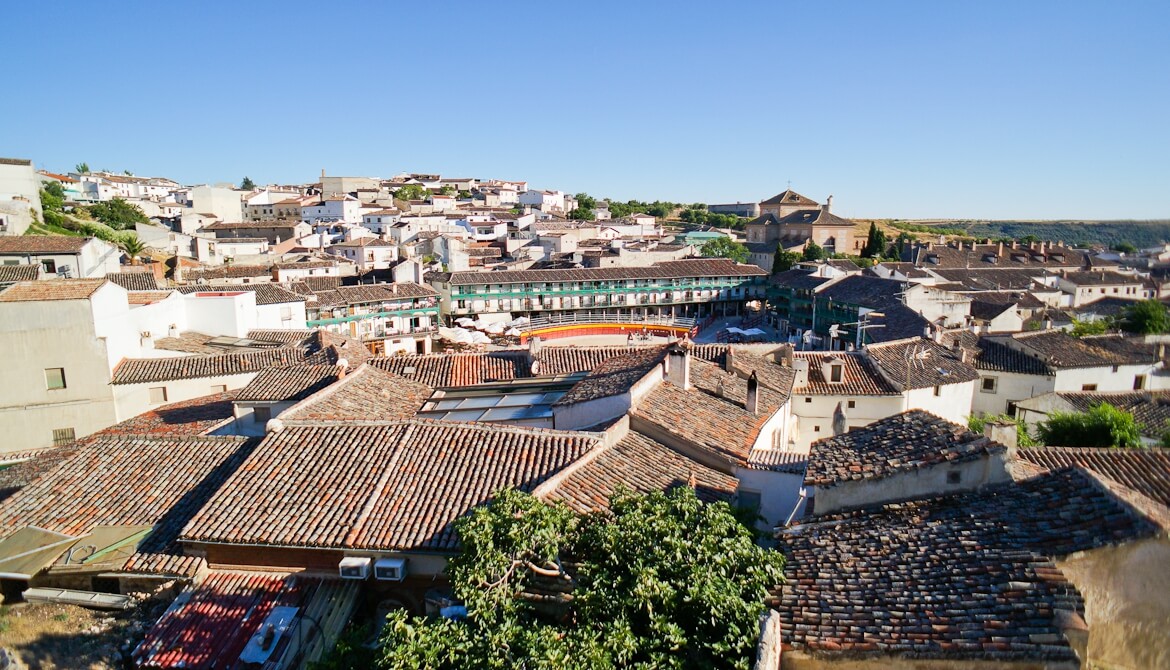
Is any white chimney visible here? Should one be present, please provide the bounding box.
[665,347,691,390]
[823,195,833,213]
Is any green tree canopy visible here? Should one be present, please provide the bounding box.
[1120,299,1170,335]
[87,198,149,230]
[374,487,784,670]
[1070,319,1109,337]
[700,236,749,264]
[568,207,595,221]
[574,193,597,211]
[773,248,801,273]
[1037,403,1143,448]
[861,222,887,258]
[394,183,430,201]
[801,240,826,261]
[117,233,146,263]
[75,162,90,174]
[439,185,457,196]
[241,176,256,190]
[40,187,64,213]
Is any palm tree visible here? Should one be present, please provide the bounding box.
[118,234,147,265]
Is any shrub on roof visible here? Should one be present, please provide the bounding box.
[1037,403,1142,449]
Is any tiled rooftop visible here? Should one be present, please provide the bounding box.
[866,338,980,389]
[176,282,306,305]
[1051,390,1170,439]
[106,271,161,291]
[1010,330,1157,368]
[1020,446,1170,508]
[181,421,599,551]
[371,351,530,387]
[234,365,340,402]
[0,235,91,253]
[632,358,785,467]
[0,434,256,540]
[546,430,738,513]
[448,258,766,285]
[281,364,432,422]
[974,337,1055,375]
[775,467,1159,663]
[804,410,1006,489]
[555,346,668,405]
[0,278,108,302]
[793,352,899,395]
[99,390,238,437]
[0,264,40,283]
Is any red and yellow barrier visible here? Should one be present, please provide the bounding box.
[519,322,694,343]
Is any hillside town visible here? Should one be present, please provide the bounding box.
[0,158,1167,670]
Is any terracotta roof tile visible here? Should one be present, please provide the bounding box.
[0,278,108,302]
[0,235,92,254]
[281,364,431,422]
[555,346,668,405]
[0,264,41,283]
[547,430,737,513]
[107,272,161,291]
[794,352,900,395]
[0,434,256,539]
[99,391,238,437]
[181,421,598,552]
[175,282,306,305]
[1020,446,1170,508]
[371,351,530,387]
[632,358,784,466]
[235,365,340,402]
[974,338,1054,374]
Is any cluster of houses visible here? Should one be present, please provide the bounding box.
[1,160,1168,668]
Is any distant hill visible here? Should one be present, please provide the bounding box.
[897,220,1170,248]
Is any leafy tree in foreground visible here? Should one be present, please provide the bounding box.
[375,487,784,670]
[241,176,256,190]
[1120,299,1170,335]
[87,197,149,230]
[1037,403,1142,448]
[700,236,749,264]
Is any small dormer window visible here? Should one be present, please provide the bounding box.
[830,364,843,382]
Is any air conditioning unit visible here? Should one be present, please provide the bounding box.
[374,557,408,581]
[338,556,371,580]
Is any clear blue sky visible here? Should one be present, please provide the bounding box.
[4,1,1168,220]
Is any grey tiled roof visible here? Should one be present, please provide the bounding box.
[1011,330,1157,368]
[804,410,1006,489]
[865,338,980,389]
[0,235,91,253]
[555,346,669,405]
[776,466,1159,662]
[816,275,904,309]
[973,338,1054,375]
